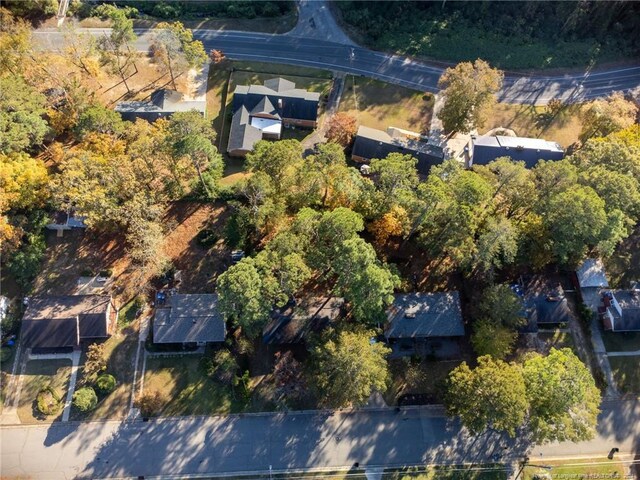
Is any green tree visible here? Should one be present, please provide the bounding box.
[0,75,49,153]
[333,237,400,324]
[72,387,98,412]
[472,215,518,276]
[523,348,601,443]
[245,139,302,193]
[296,142,349,207]
[310,329,391,408]
[75,104,126,139]
[370,153,419,207]
[95,374,117,394]
[542,186,607,264]
[437,60,504,134]
[445,356,528,437]
[217,258,272,338]
[310,207,364,270]
[471,318,517,360]
[475,284,526,330]
[150,22,207,90]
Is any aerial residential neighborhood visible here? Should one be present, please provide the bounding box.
[0,1,639,479]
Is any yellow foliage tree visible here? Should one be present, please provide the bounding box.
[368,206,408,246]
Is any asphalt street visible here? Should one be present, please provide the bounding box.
[1,400,639,479]
[32,28,640,106]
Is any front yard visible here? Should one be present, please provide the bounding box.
[602,331,640,353]
[339,76,435,134]
[609,356,640,394]
[143,355,241,416]
[17,359,72,424]
[384,358,463,406]
[523,458,628,480]
[480,102,584,148]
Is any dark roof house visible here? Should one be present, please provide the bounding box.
[21,295,116,349]
[263,296,344,345]
[115,89,206,122]
[352,126,444,174]
[153,294,226,345]
[469,135,564,168]
[227,78,320,156]
[518,278,571,333]
[600,289,640,332]
[385,291,464,340]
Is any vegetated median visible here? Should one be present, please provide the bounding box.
[333,1,640,71]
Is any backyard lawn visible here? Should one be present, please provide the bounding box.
[537,330,576,354]
[609,356,640,394]
[602,331,640,353]
[17,359,72,424]
[143,355,241,416]
[339,76,434,134]
[523,458,627,480]
[480,102,584,148]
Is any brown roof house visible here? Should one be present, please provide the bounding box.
[385,291,465,359]
[153,294,226,346]
[21,295,116,351]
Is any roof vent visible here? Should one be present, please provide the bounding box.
[277,98,283,109]
[404,311,417,319]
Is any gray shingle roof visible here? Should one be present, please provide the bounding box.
[115,89,206,122]
[606,290,640,331]
[470,135,564,168]
[227,106,264,153]
[21,295,113,348]
[153,294,226,344]
[352,125,444,174]
[385,291,464,339]
[576,258,609,289]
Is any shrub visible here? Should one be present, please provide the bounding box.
[80,268,94,277]
[135,390,165,417]
[196,228,219,248]
[151,2,182,18]
[73,387,98,412]
[95,374,117,394]
[0,347,14,363]
[98,269,113,278]
[36,386,62,416]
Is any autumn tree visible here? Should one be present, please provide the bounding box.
[0,8,33,77]
[580,92,637,141]
[95,4,138,92]
[368,206,408,246]
[437,59,504,134]
[325,112,357,147]
[523,348,601,443]
[83,343,107,382]
[310,329,390,408]
[150,22,207,90]
[210,49,225,63]
[445,356,528,436]
[61,23,100,78]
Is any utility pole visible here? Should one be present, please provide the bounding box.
[56,0,71,27]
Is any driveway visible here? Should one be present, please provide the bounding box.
[1,400,638,479]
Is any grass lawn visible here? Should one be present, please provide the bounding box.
[207,60,333,184]
[72,335,138,421]
[384,358,462,406]
[609,356,640,394]
[523,458,627,480]
[538,330,576,354]
[17,359,72,424]
[602,331,640,353]
[480,102,584,148]
[143,355,242,416]
[339,76,434,135]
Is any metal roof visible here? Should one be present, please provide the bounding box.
[605,290,640,332]
[576,258,609,289]
[470,135,564,168]
[352,125,444,174]
[385,291,464,339]
[153,294,226,344]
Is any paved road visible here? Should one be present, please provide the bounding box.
[2,400,638,479]
[33,28,640,106]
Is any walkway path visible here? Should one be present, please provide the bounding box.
[301,71,346,151]
[61,351,81,422]
[0,345,27,425]
[128,314,150,417]
[606,350,640,357]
